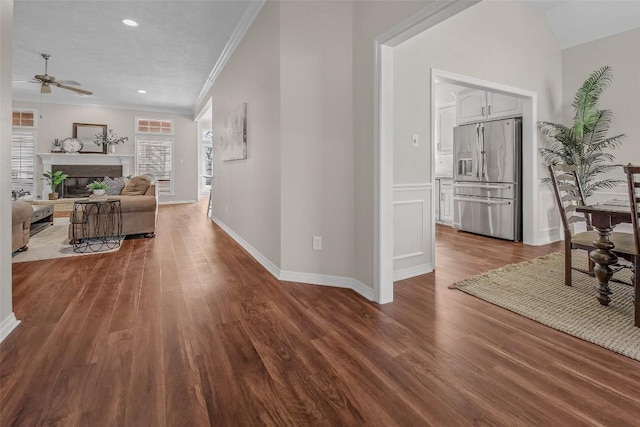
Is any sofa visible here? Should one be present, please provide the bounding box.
[68,175,158,241]
[12,201,33,252]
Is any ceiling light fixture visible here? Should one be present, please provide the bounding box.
[122,19,139,27]
[137,90,147,94]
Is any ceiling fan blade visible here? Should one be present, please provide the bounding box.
[34,74,54,82]
[57,80,80,86]
[41,83,51,94]
[56,83,92,96]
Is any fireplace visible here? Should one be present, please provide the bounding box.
[38,153,134,200]
[53,165,123,198]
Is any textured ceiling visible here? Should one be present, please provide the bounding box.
[12,1,252,115]
[13,1,640,116]
[524,0,640,49]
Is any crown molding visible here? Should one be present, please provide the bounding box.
[192,0,266,114]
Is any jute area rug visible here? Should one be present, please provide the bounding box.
[451,251,639,361]
[12,218,123,263]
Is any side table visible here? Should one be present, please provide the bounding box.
[71,198,123,253]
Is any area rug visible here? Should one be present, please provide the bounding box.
[12,218,123,263]
[451,252,639,361]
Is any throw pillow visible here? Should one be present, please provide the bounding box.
[121,176,151,196]
[103,176,126,195]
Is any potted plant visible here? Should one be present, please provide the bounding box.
[86,181,109,196]
[94,129,128,154]
[42,170,69,200]
[538,66,626,198]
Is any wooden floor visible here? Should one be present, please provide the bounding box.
[2,202,640,426]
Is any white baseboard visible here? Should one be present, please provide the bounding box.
[210,215,281,278]
[394,263,433,282]
[159,199,198,205]
[280,271,374,301]
[211,216,374,301]
[0,313,20,343]
[536,227,563,246]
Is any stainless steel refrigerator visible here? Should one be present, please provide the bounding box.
[452,118,522,241]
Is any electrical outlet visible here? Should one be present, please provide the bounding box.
[312,236,322,250]
[412,134,419,147]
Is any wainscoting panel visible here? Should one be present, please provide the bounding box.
[393,184,433,280]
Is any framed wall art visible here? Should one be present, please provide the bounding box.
[222,103,247,161]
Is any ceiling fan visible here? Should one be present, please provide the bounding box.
[33,53,92,96]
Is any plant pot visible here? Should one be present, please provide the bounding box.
[93,189,106,196]
[108,144,116,154]
[48,192,58,200]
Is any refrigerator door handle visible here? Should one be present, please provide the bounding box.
[475,125,481,178]
[480,125,486,178]
[453,183,512,190]
[454,196,512,205]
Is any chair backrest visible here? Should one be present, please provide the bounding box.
[623,164,640,254]
[548,164,592,235]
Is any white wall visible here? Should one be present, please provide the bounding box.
[279,1,354,277]
[562,27,640,202]
[392,1,563,260]
[12,101,198,203]
[352,0,431,288]
[0,0,17,342]
[204,1,282,267]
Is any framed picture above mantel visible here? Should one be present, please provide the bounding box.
[73,123,107,154]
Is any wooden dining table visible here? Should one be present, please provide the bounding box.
[576,201,639,327]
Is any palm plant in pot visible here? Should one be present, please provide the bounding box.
[538,66,626,198]
[86,181,109,196]
[42,170,69,200]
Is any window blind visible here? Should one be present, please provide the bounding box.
[11,130,36,193]
[137,138,173,195]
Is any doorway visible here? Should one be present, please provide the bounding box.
[430,69,537,271]
[373,1,541,303]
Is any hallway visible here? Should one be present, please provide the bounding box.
[2,203,639,426]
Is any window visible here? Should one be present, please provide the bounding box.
[136,137,173,195]
[12,110,35,127]
[136,118,172,134]
[12,110,37,194]
[200,127,213,195]
[135,117,174,196]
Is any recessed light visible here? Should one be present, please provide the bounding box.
[122,19,139,27]
[137,90,147,94]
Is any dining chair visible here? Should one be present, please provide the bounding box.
[549,164,634,286]
[623,164,640,290]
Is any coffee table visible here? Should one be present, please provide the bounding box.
[71,199,122,253]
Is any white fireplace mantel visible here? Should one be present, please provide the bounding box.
[38,153,135,199]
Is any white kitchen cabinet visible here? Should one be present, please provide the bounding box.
[435,106,456,151]
[457,89,522,124]
[457,90,487,124]
[435,178,453,224]
[487,92,522,120]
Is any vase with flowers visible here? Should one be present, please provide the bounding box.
[95,129,128,154]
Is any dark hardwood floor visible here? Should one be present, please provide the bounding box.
[2,202,640,426]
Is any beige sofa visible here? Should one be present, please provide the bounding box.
[12,201,32,252]
[68,178,158,241]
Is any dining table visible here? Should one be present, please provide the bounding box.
[576,200,639,327]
